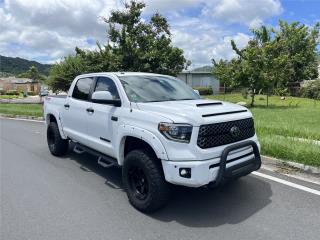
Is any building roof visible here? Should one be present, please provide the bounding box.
[179,71,212,74]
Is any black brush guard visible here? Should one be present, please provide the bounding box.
[208,140,261,188]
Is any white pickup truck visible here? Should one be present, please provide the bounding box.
[44,72,261,212]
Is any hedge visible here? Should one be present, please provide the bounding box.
[193,87,213,95]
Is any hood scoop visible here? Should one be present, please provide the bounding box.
[196,102,222,107]
[202,109,247,118]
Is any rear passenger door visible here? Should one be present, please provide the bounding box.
[85,76,121,157]
[62,77,94,144]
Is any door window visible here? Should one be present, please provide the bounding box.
[72,77,94,100]
[95,77,120,100]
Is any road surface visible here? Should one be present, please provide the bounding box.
[1,118,320,240]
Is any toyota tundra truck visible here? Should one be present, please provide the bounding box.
[44,72,261,212]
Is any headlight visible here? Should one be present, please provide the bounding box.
[158,123,193,143]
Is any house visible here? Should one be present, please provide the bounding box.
[177,71,220,94]
[0,77,41,94]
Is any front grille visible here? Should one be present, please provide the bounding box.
[197,118,255,149]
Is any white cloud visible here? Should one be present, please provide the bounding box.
[0,0,117,62]
[144,0,202,13]
[0,0,282,66]
[204,0,283,27]
[172,25,250,68]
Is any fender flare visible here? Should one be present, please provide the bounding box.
[116,124,168,165]
[45,111,67,139]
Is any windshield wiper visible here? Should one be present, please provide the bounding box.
[146,99,176,103]
[174,98,195,101]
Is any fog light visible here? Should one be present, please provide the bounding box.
[179,168,191,178]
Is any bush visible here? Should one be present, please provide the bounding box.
[27,91,36,96]
[273,88,289,96]
[241,88,248,99]
[0,90,6,95]
[193,87,213,95]
[6,90,20,95]
[301,80,320,100]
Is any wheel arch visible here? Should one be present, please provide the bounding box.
[45,112,67,139]
[117,126,168,165]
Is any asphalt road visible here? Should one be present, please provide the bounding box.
[1,118,320,240]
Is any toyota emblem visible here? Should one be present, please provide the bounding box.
[230,126,241,138]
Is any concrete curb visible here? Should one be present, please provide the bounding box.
[262,155,320,175]
[0,114,44,121]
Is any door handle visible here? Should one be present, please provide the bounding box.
[64,104,70,109]
[86,108,94,113]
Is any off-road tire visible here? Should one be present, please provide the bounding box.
[47,122,69,156]
[122,149,171,213]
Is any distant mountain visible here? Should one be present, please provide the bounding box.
[192,65,213,72]
[0,55,52,76]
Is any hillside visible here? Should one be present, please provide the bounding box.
[0,55,52,76]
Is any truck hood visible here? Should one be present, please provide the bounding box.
[136,99,252,126]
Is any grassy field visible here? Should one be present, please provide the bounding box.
[0,103,43,117]
[207,94,320,167]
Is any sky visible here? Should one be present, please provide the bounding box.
[0,0,319,68]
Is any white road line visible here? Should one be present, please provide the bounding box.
[0,117,44,123]
[253,171,320,196]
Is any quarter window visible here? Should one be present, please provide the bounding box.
[95,77,120,100]
[72,77,94,100]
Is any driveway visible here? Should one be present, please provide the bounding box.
[1,118,320,240]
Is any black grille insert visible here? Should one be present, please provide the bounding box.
[197,118,255,149]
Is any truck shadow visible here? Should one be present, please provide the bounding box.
[150,176,272,227]
[67,147,272,228]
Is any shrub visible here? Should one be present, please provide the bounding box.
[6,90,20,95]
[241,88,248,99]
[193,87,213,95]
[301,80,320,100]
[0,90,5,95]
[273,88,289,96]
[27,91,36,96]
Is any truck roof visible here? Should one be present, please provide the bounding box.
[76,72,170,79]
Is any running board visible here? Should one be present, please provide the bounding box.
[73,143,119,168]
[73,145,85,154]
[97,157,116,168]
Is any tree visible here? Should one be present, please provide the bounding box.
[49,1,186,92]
[48,56,87,92]
[106,1,186,75]
[212,21,320,106]
[17,66,46,82]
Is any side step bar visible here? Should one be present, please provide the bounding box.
[73,143,119,168]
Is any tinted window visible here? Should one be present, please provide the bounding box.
[72,77,93,100]
[119,75,200,102]
[95,77,120,100]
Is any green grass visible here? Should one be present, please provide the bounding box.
[0,95,21,99]
[206,94,320,167]
[0,103,43,117]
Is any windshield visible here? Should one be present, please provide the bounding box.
[119,75,201,102]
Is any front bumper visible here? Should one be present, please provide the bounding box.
[161,140,261,187]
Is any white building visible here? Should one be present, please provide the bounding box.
[177,71,220,94]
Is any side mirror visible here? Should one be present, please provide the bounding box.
[91,91,121,107]
[194,89,200,95]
